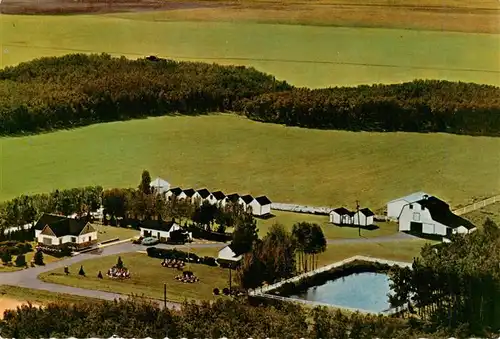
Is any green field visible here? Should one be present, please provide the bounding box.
[463,202,500,227]
[1,15,499,87]
[1,115,499,208]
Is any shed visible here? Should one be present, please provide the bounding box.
[329,207,353,225]
[353,208,375,226]
[250,196,272,216]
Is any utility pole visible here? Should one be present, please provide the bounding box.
[163,283,167,309]
[356,200,361,237]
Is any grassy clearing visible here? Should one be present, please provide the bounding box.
[1,15,498,88]
[39,251,232,303]
[257,211,398,239]
[93,224,140,243]
[0,285,102,305]
[1,115,499,209]
[463,202,500,227]
[316,238,432,267]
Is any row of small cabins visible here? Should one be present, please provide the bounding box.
[165,187,272,217]
[329,207,375,226]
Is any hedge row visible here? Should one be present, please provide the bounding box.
[146,247,218,266]
[1,54,499,136]
[186,225,232,243]
[0,241,32,256]
[270,260,392,296]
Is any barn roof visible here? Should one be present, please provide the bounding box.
[416,196,475,230]
[182,188,196,197]
[255,196,272,205]
[34,213,67,231]
[388,192,429,204]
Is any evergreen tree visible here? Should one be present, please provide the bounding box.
[138,170,152,195]
[116,256,124,269]
[33,250,44,265]
[79,265,85,276]
[231,215,258,256]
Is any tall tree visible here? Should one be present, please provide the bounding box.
[231,214,258,256]
[138,170,152,195]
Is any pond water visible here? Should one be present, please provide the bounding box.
[289,272,393,313]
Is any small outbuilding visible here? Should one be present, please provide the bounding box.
[217,245,243,266]
[179,188,197,201]
[353,208,375,226]
[240,195,255,211]
[166,187,183,200]
[139,220,182,242]
[212,191,227,206]
[250,196,272,216]
[226,193,240,204]
[329,207,353,225]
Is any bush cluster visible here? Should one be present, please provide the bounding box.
[0,241,32,256]
[0,54,499,137]
[146,247,218,267]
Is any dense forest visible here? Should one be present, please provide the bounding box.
[0,54,499,136]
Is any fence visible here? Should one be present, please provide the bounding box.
[248,255,411,296]
[452,195,500,216]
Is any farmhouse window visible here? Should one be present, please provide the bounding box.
[88,236,91,242]
[71,237,77,243]
[43,237,52,245]
[413,212,421,221]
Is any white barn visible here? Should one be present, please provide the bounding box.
[250,196,272,216]
[329,207,353,225]
[150,177,171,194]
[353,208,375,226]
[398,196,476,237]
[387,192,429,219]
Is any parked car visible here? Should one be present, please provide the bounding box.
[141,237,159,246]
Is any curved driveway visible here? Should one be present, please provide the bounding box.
[0,233,416,309]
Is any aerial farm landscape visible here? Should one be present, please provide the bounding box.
[0,0,499,337]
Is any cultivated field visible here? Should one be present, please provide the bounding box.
[1,115,499,208]
[1,0,499,34]
[0,14,499,87]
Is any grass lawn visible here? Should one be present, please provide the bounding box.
[93,224,140,243]
[257,211,398,239]
[315,239,433,267]
[1,15,498,88]
[1,115,499,209]
[39,251,232,303]
[463,202,500,227]
[0,285,102,305]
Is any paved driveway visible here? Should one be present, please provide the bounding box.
[0,233,417,308]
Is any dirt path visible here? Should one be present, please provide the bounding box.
[0,297,40,318]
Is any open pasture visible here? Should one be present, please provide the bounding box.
[1,114,499,209]
[0,14,499,87]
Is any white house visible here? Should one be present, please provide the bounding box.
[139,220,183,241]
[387,191,429,219]
[196,188,214,204]
[249,196,272,216]
[353,208,375,226]
[398,195,476,237]
[165,187,183,200]
[217,245,242,265]
[329,207,353,225]
[240,195,255,212]
[212,191,227,207]
[150,177,171,194]
[35,214,98,249]
[178,188,197,201]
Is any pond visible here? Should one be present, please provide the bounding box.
[289,272,394,313]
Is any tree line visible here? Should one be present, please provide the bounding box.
[389,219,500,335]
[1,54,499,137]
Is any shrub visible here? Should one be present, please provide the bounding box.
[33,250,44,265]
[15,254,26,267]
[1,251,12,264]
[79,265,85,276]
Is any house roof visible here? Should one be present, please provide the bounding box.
[416,196,475,230]
[212,191,226,200]
[226,193,240,202]
[218,245,243,262]
[150,177,170,188]
[388,192,428,204]
[359,208,375,217]
[168,187,183,196]
[34,213,67,231]
[255,196,272,205]
[43,218,91,237]
[197,188,211,199]
[240,195,254,204]
[182,188,196,197]
[139,220,179,232]
[331,207,350,215]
